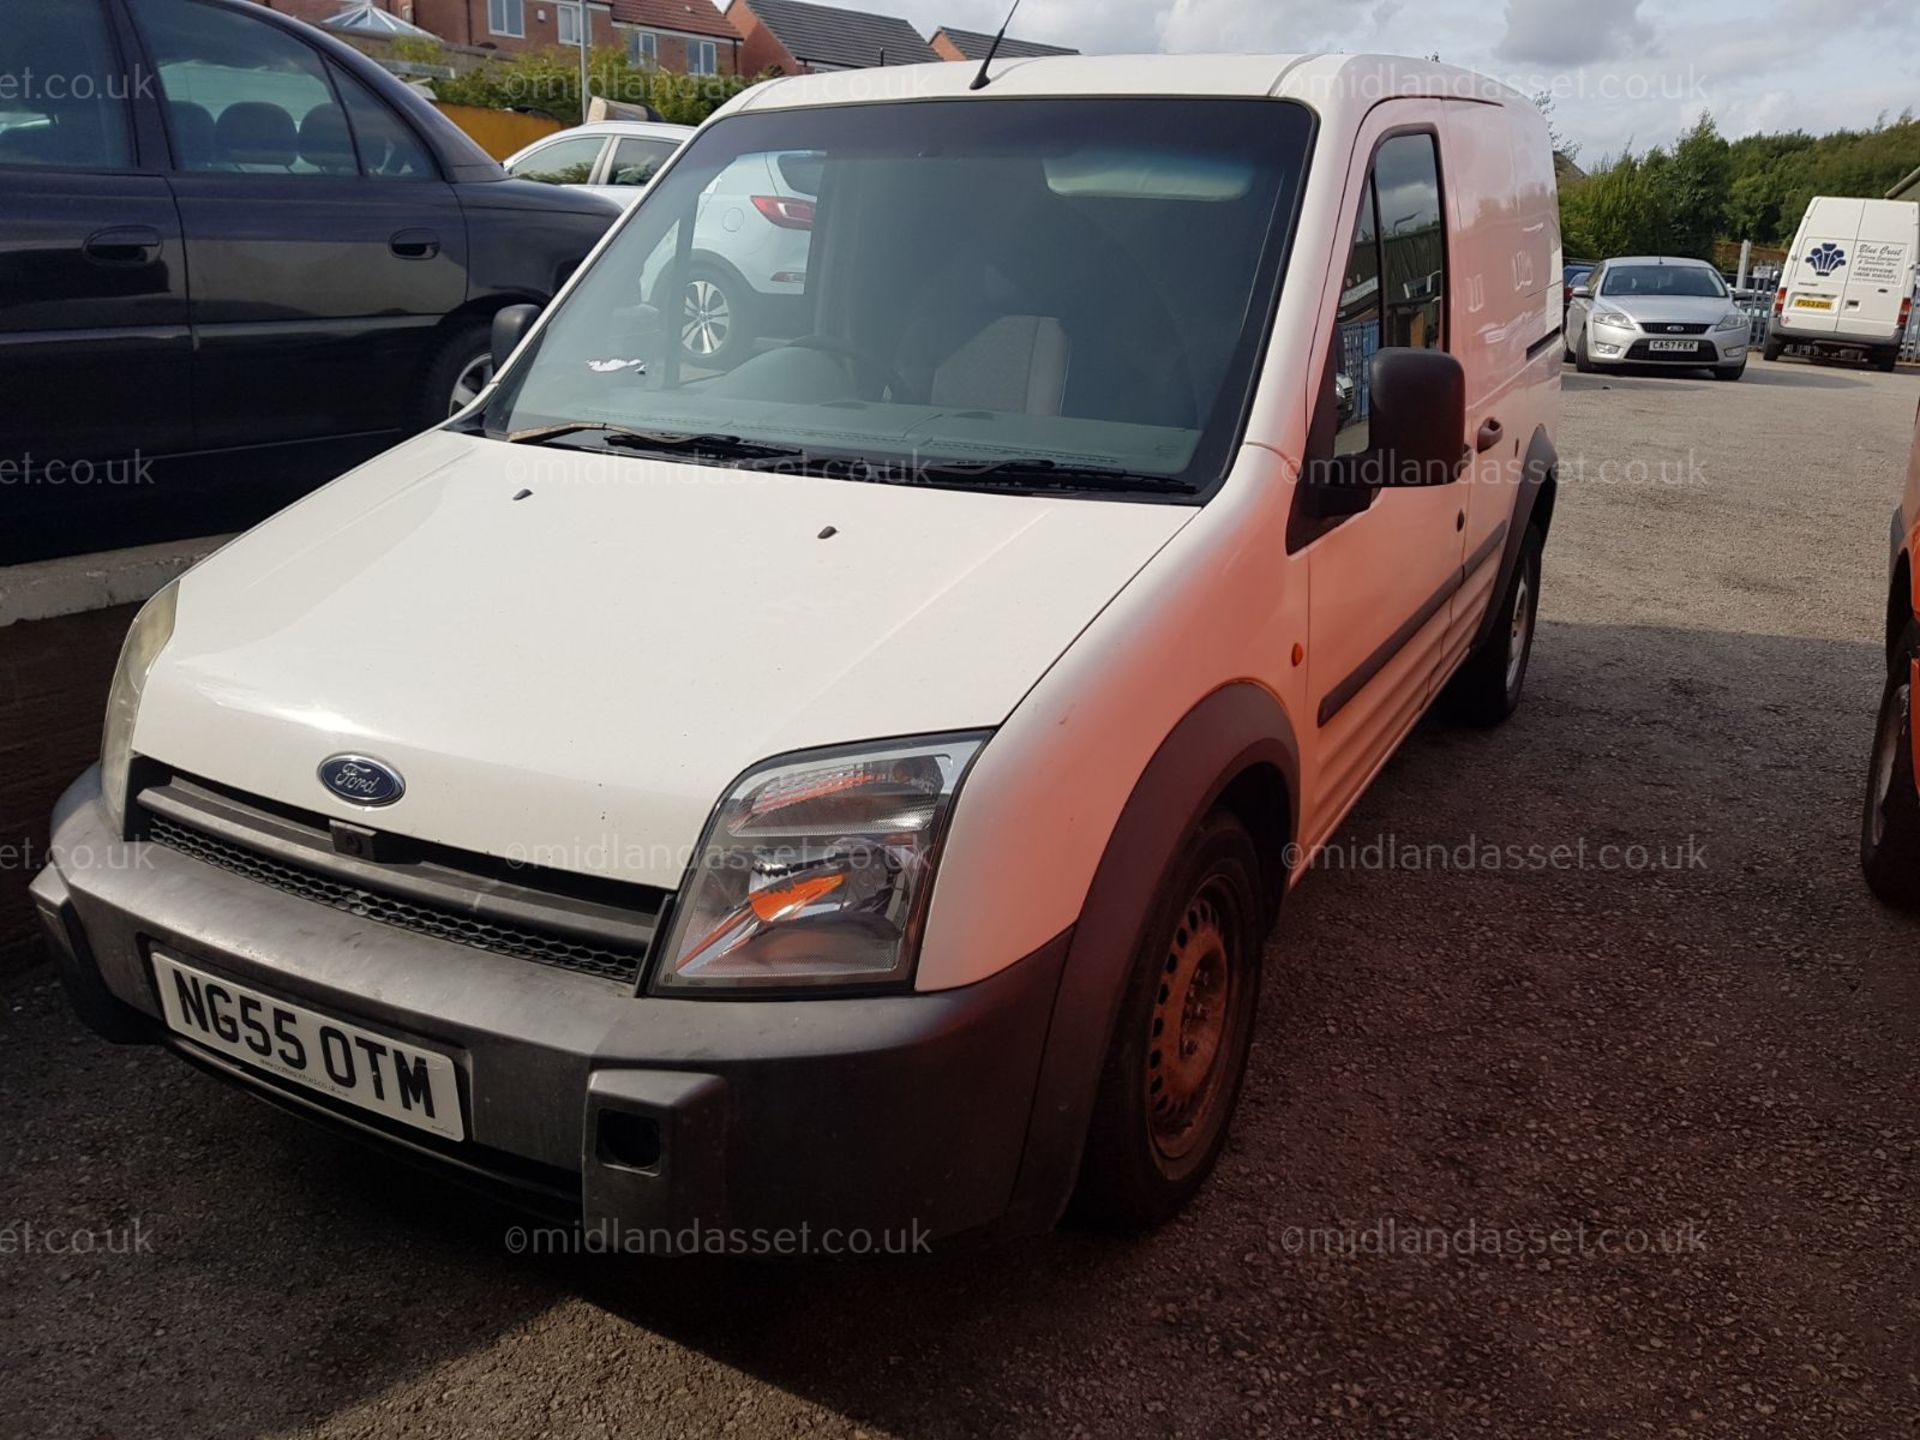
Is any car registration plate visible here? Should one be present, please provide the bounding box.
[1793,297,1834,310]
[1647,339,1698,353]
[154,953,464,1140]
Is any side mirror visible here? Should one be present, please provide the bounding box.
[1571,283,1593,300]
[491,303,543,373]
[1367,348,1467,487]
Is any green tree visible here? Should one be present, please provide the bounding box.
[1665,114,1732,259]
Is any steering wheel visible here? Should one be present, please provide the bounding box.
[781,334,917,404]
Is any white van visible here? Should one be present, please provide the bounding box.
[1767,196,1919,370]
[34,55,1563,1245]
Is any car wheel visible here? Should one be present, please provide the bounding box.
[1713,361,1746,381]
[1875,347,1901,374]
[1763,334,1787,362]
[1573,325,1596,373]
[1447,525,1543,727]
[1071,809,1265,1230]
[416,319,494,429]
[1861,626,1920,910]
[680,266,752,370]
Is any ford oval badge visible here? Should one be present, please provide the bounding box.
[318,755,406,807]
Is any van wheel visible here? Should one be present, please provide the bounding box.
[1447,525,1543,727]
[1763,335,1787,362]
[1875,347,1901,374]
[1071,810,1264,1230]
[1862,627,1920,910]
[1573,326,1596,373]
[416,320,494,429]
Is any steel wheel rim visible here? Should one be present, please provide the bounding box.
[449,353,492,415]
[1506,570,1533,692]
[1148,884,1239,1162]
[1871,678,1908,847]
[683,278,731,357]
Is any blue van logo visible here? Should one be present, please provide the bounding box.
[318,755,406,806]
[1806,242,1848,277]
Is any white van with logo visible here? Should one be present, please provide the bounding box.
[1767,196,1919,371]
[35,54,1563,1245]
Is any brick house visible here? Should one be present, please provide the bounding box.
[726,0,936,76]
[249,0,742,74]
[927,26,1077,63]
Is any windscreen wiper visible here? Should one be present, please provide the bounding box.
[503,423,806,465]
[908,457,1198,495]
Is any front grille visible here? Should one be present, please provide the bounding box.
[148,814,649,985]
[1644,322,1711,335]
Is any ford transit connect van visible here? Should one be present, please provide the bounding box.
[1767,196,1919,371]
[34,55,1563,1245]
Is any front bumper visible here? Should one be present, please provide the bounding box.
[1586,321,1747,366]
[35,767,1071,1246]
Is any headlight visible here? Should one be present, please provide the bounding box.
[100,582,178,832]
[1590,309,1635,329]
[652,734,987,993]
[1715,311,1749,331]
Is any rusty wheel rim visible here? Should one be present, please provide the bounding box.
[1148,884,1238,1161]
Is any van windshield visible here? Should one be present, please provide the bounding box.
[1600,265,1728,299]
[482,98,1314,495]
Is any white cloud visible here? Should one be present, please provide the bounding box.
[1495,0,1656,66]
[840,0,1920,153]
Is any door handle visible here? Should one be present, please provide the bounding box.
[1476,418,1504,453]
[390,229,440,260]
[83,226,163,267]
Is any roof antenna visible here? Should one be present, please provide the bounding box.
[969,0,1024,90]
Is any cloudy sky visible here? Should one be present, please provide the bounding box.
[863,0,1920,160]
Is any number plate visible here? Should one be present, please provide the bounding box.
[154,953,464,1140]
[1647,339,1699,353]
[1793,297,1834,310]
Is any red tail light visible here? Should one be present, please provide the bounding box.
[1900,296,1913,330]
[1774,287,1787,317]
[751,195,815,230]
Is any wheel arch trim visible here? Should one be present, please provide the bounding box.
[1470,424,1557,654]
[998,681,1299,1233]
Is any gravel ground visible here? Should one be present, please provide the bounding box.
[4,356,1919,1439]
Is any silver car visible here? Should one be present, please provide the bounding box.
[1566,255,1751,381]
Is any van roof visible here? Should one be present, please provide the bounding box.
[725,52,1521,119]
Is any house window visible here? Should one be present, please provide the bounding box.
[688,37,718,75]
[626,28,656,65]
[488,0,523,38]
[556,2,581,45]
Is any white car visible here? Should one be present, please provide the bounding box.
[503,119,693,202]
[507,120,815,366]
[38,54,1563,1247]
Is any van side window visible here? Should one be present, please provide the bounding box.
[1374,134,1446,351]
[1331,176,1382,454]
[1328,136,1447,455]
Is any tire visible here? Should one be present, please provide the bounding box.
[1447,525,1543,727]
[679,264,753,370]
[1763,334,1787,362]
[1861,626,1920,910]
[1071,809,1266,1231]
[1713,361,1746,381]
[1875,347,1900,374]
[1573,325,1596,373]
[415,319,493,430]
